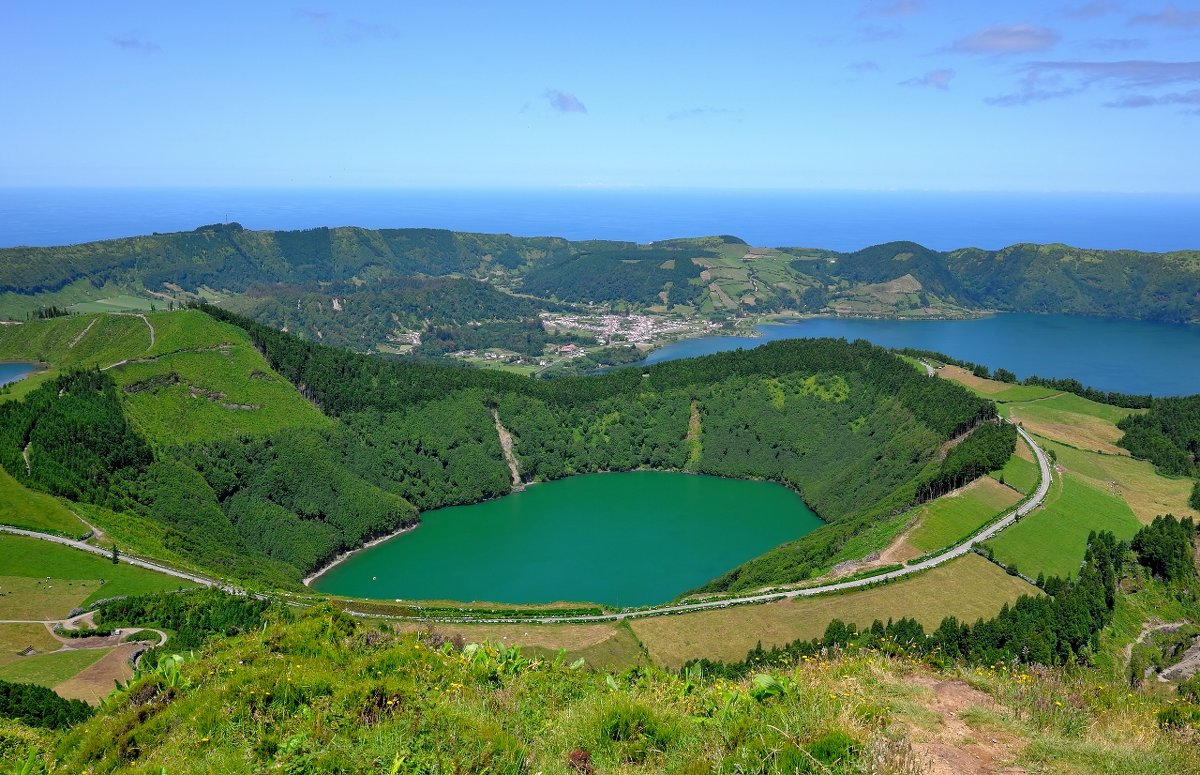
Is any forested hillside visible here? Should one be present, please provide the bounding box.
[0,307,1002,593]
[2,225,1198,330]
[200,305,998,590]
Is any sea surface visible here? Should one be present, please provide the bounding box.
[311,471,821,607]
[0,362,37,387]
[644,314,1200,398]
[2,188,1198,252]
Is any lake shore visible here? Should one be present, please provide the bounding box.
[303,522,419,587]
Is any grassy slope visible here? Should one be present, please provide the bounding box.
[1042,436,1199,524]
[631,554,1035,668]
[0,535,195,615]
[0,467,86,536]
[0,623,60,665]
[991,450,1040,494]
[0,310,331,447]
[905,476,1022,553]
[987,473,1142,579]
[23,609,1193,775]
[70,503,205,575]
[1003,392,1138,455]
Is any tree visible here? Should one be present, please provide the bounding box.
[111,543,119,565]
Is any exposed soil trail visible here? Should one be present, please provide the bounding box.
[909,674,1027,774]
[1123,619,1189,672]
[68,318,97,349]
[492,408,523,490]
[137,313,155,349]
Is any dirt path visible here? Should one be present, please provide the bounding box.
[137,314,155,350]
[909,675,1026,774]
[68,318,97,349]
[21,442,31,475]
[1124,619,1188,671]
[685,400,702,467]
[491,408,523,490]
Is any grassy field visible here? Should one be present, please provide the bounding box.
[987,473,1142,580]
[0,577,100,620]
[1039,435,1199,524]
[0,623,60,665]
[1004,393,1138,455]
[991,452,1040,494]
[54,644,138,704]
[0,310,331,446]
[906,477,1022,553]
[0,647,110,688]
[0,279,146,322]
[821,509,914,569]
[0,535,196,615]
[938,366,1059,402]
[0,467,86,535]
[631,554,1036,668]
[68,295,156,314]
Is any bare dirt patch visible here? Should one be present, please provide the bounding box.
[491,408,522,489]
[907,674,1026,775]
[54,643,138,704]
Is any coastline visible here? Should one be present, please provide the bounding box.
[303,522,419,587]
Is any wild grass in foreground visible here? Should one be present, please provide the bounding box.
[0,608,1190,774]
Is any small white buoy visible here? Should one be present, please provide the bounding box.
[372,576,377,581]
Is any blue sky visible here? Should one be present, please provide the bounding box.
[2,1,1199,191]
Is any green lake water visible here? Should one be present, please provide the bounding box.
[312,471,821,607]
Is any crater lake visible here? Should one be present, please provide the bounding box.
[311,471,821,607]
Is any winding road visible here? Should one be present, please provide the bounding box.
[0,525,223,590]
[1,425,1051,627]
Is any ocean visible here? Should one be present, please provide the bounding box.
[1,188,1198,252]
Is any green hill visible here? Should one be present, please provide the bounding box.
[2,226,1198,337]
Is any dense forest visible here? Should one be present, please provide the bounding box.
[0,680,93,730]
[95,589,277,661]
[194,305,1000,591]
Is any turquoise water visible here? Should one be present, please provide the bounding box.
[644,314,1200,397]
[0,362,36,387]
[312,471,821,607]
